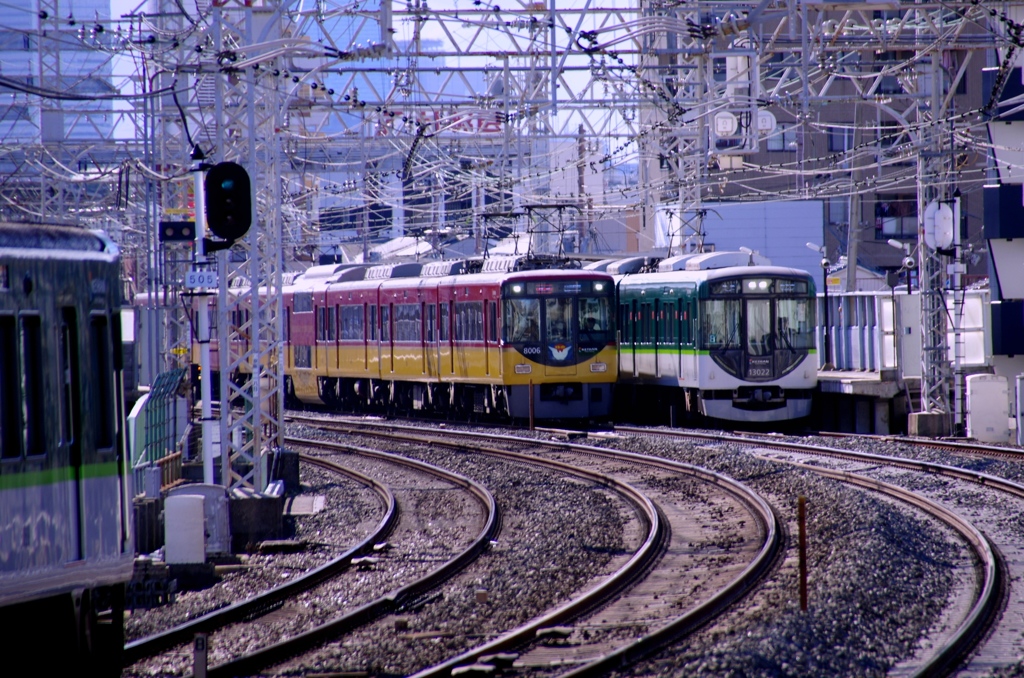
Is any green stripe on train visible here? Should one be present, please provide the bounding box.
[624,347,818,356]
[0,461,122,491]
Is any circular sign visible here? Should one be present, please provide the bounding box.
[757,110,777,133]
[714,111,738,136]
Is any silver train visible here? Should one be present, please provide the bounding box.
[0,223,133,676]
[606,251,818,424]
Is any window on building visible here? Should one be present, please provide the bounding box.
[827,126,854,152]
[827,197,850,226]
[875,195,917,238]
[766,123,797,151]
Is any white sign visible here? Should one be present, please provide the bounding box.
[757,110,777,133]
[714,111,738,136]
[185,269,219,289]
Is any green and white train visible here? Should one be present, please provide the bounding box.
[606,251,818,424]
[0,223,133,676]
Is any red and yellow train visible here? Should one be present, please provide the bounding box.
[192,258,617,421]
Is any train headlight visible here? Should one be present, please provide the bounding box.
[594,282,604,291]
[746,279,770,292]
[511,284,523,294]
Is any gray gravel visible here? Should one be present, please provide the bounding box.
[124,463,380,642]
[274,431,628,676]
[121,423,977,677]
[609,433,964,677]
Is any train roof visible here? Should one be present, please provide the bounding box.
[616,264,814,288]
[373,266,613,291]
[657,250,772,271]
[0,222,118,258]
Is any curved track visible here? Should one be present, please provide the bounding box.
[126,440,498,676]
[124,453,398,664]
[289,414,783,678]
[618,426,1013,677]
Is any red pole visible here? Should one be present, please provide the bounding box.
[529,379,535,431]
[798,495,808,611]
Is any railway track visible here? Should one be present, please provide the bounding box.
[128,415,1021,677]
[288,414,783,677]
[125,439,498,676]
[618,425,1024,677]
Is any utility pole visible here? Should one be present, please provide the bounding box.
[912,50,953,436]
[209,0,286,491]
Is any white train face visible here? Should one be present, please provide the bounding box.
[700,277,816,383]
[616,267,818,422]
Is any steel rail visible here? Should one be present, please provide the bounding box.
[124,453,397,665]
[766,458,1002,678]
[290,415,781,678]
[200,439,500,678]
[616,424,1008,678]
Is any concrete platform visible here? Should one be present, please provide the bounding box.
[814,369,916,435]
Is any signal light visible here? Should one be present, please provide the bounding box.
[205,161,252,242]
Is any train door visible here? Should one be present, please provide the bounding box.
[640,301,653,378]
[544,296,576,377]
[331,304,339,370]
[314,304,323,370]
[362,303,369,372]
[425,303,438,377]
[440,301,453,375]
[745,298,773,379]
[679,298,697,381]
[654,299,662,378]
[626,301,634,378]
[382,304,394,374]
[285,309,292,368]
[59,309,85,561]
[369,304,378,375]
[88,312,117,556]
[485,299,499,377]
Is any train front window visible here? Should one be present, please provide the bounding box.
[578,297,611,341]
[701,299,741,349]
[545,297,573,343]
[746,299,772,357]
[505,298,540,342]
[776,298,815,350]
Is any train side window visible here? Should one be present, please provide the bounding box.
[439,303,450,341]
[21,315,45,456]
[426,304,435,342]
[456,301,484,341]
[381,306,390,342]
[655,300,662,344]
[60,308,82,455]
[488,300,497,343]
[678,300,688,345]
[0,314,20,458]
[90,314,114,450]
